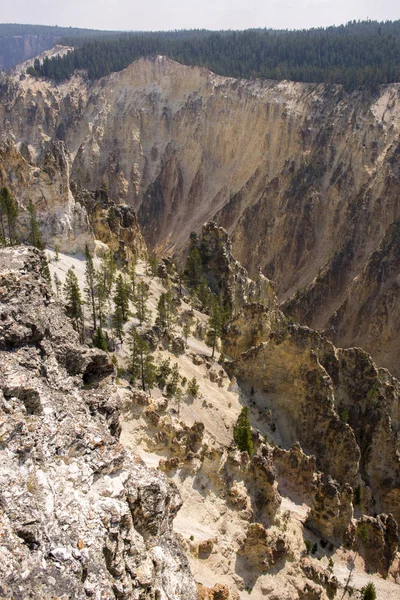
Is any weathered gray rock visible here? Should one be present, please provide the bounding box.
[0,246,197,599]
[195,222,277,314]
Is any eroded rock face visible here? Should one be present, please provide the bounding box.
[355,514,399,577]
[230,325,360,488]
[306,477,354,541]
[273,442,318,503]
[2,58,400,374]
[77,187,148,264]
[227,303,400,527]
[195,222,277,314]
[237,523,289,572]
[224,302,285,360]
[0,246,197,599]
[0,138,93,253]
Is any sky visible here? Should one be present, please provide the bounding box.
[2,0,399,32]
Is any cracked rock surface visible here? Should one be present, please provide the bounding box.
[0,246,196,600]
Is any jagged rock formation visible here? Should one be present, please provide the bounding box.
[76,187,148,263]
[0,138,93,252]
[1,56,400,373]
[225,298,400,529]
[0,246,197,599]
[355,514,399,577]
[192,222,277,314]
[0,138,147,260]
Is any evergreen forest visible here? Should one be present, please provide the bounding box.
[26,20,400,90]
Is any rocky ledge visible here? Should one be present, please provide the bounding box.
[0,246,196,599]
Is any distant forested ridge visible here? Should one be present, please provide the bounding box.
[0,24,118,71]
[26,20,400,90]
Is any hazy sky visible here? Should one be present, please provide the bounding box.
[2,0,399,31]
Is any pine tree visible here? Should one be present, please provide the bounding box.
[127,325,156,391]
[93,327,108,351]
[187,376,199,398]
[112,306,125,343]
[156,357,172,389]
[41,252,51,284]
[166,363,180,397]
[64,268,83,335]
[206,298,222,359]
[113,273,130,322]
[197,277,213,312]
[361,583,376,600]
[94,267,107,329]
[85,244,97,330]
[53,273,62,298]
[233,407,254,456]
[182,323,190,346]
[0,187,18,245]
[27,200,44,249]
[185,244,203,288]
[134,280,151,325]
[54,244,60,262]
[175,387,183,417]
[129,260,136,299]
[156,290,176,331]
[100,250,116,296]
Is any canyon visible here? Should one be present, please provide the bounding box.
[1,48,400,599]
[1,55,400,375]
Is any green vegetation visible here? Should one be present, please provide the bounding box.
[206,298,223,359]
[127,325,156,391]
[25,20,400,90]
[0,187,18,246]
[84,244,97,330]
[27,200,44,250]
[93,327,108,351]
[361,582,376,600]
[187,377,200,398]
[113,273,130,322]
[233,407,254,455]
[357,522,369,542]
[166,363,180,397]
[63,268,83,338]
[134,281,151,325]
[53,273,62,298]
[156,290,176,331]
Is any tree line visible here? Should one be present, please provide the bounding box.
[26,20,400,90]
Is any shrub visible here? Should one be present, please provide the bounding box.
[187,377,199,397]
[361,582,376,600]
[93,327,108,351]
[233,407,254,456]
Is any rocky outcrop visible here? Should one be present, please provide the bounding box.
[224,302,285,360]
[306,477,354,541]
[0,138,93,252]
[194,222,277,314]
[229,325,361,488]
[237,522,289,572]
[355,514,399,577]
[226,301,400,526]
[0,246,197,599]
[300,559,338,599]
[77,187,148,264]
[273,442,319,502]
[197,582,240,600]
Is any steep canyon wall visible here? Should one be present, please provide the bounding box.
[1,56,400,372]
